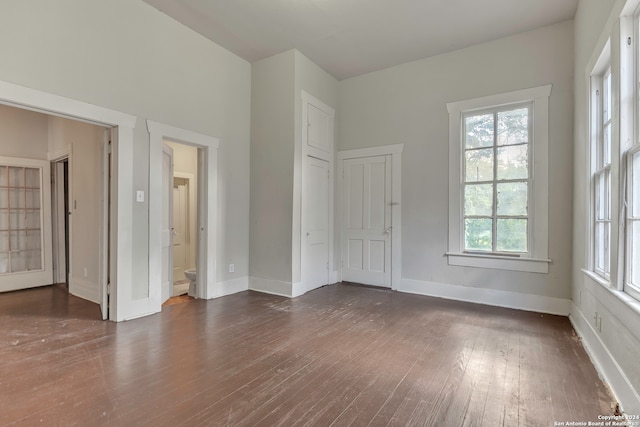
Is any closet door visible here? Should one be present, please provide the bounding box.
[0,157,52,292]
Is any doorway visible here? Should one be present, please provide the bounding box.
[148,120,219,309]
[52,158,69,287]
[161,140,199,306]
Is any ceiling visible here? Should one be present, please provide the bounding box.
[142,0,579,80]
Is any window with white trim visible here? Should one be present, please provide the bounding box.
[624,13,640,301]
[593,69,612,281]
[447,85,551,273]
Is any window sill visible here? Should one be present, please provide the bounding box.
[446,252,550,273]
[582,269,640,318]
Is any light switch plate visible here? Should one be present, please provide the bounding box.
[136,190,144,203]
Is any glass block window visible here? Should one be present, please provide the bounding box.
[0,165,43,274]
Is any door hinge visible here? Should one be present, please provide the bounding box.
[107,140,112,154]
[106,283,111,295]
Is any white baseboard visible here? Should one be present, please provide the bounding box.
[249,277,293,297]
[399,278,571,315]
[570,303,640,414]
[209,276,248,299]
[69,276,100,304]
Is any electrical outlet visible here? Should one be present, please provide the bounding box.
[229,264,235,273]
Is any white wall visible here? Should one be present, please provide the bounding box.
[338,21,575,307]
[0,0,251,302]
[48,116,105,303]
[572,0,640,414]
[250,50,295,284]
[0,105,48,160]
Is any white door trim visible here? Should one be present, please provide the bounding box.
[337,144,403,290]
[295,91,335,295]
[147,120,219,309]
[0,79,136,322]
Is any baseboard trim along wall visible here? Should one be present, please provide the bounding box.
[69,277,100,304]
[398,278,571,316]
[249,277,293,297]
[570,303,640,415]
[211,276,249,299]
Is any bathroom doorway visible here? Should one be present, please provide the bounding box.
[162,141,199,305]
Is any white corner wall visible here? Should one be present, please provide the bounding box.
[249,49,338,297]
[572,0,640,414]
[338,21,575,313]
[0,0,251,316]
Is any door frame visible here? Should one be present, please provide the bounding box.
[337,144,403,290]
[0,80,136,321]
[147,120,219,308]
[49,148,71,286]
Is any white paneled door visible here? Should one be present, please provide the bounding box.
[302,155,330,289]
[161,143,174,304]
[0,158,53,293]
[342,155,392,287]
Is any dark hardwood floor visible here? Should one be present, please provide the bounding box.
[0,283,614,426]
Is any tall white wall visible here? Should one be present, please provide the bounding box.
[48,116,105,303]
[573,0,640,414]
[338,21,575,304]
[250,50,296,284]
[250,49,338,293]
[0,0,251,300]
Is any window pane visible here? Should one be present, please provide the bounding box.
[496,218,527,252]
[603,123,611,166]
[497,107,528,146]
[595,222,605,272]
[0,252,7,273]
[8,167,24,187]
[595,172,605,220]
[465,114,494,148]
[604,72,611,122]
[464,184,493,216]
[497,145,528,180]
[631,221,640,286]
[464,218,492,251]
[632,152,640,217]
[497,182,528,216]
[25,168,39,188]
[0,166,6,187]
[465,148,493,182]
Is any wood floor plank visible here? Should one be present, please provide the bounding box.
[0,284,616,426]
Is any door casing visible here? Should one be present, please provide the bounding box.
[337,144,404,290]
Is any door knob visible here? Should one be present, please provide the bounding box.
[384,227,392,234]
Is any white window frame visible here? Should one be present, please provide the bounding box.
[624,12,640,301]
[592,67,613,282]
[446,85,551,273]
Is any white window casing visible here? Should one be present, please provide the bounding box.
[446,85,552,273]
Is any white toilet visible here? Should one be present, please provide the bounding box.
[184,269,197,295]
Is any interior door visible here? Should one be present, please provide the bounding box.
[161,143,174,304]
[302,155,330,288]
[172,180,188,282]
[0,158,53,293]
[342,155,392,287]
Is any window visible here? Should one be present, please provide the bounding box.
[447,85,551,273]
[463,104,530,254]
[593,70,612,280]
